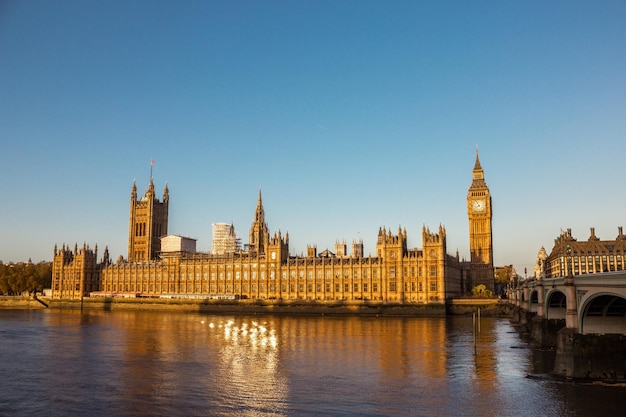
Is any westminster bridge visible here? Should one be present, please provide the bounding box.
[511,270,626,335]
[510,271,626,380]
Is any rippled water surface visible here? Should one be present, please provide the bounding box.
[1,310,624,416]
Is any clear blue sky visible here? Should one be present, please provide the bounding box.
[1,1,625,276]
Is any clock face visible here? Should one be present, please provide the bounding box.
[472,199,486,212]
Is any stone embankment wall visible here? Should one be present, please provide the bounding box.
[445,298,512,316]
[0,296,48,309]
[44,298,449,316]
[3,296,512,317]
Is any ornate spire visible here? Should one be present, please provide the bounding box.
[470,147,487,188]
[473,145,482,171]
[145,158,155,196]
[249,189,269,254]
[255,189,265,223]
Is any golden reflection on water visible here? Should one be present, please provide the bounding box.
[5,309,626,416]
[215,317,287,415]
[5,309,624,416]
[119,314,289,416]
[41,311,289,416]
[37,311,517,416]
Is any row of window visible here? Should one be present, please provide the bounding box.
[570,250,626,256]
[133,251,147,260]
[134,222,147,237]
[133,221,164,237]
[104,270,440,284]
[104,281,439,294]
[105,265,439,281]
[553,255,626,275]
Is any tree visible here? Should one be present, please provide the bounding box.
[472,284,493,298]
[495,265,513,285]
[0,262,52,295]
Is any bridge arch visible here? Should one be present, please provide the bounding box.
[579,293,626,335]
[545,290,566,320]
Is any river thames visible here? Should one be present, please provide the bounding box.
[0,309,624,416]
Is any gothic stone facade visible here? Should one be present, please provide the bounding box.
[52,153,493,302]
[92,224,461,303]
[51,243,105,299]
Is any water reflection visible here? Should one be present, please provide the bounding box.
[2,310,626,417]
[110,313,288,417]
[214,318,286,416]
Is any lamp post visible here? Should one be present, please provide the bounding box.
[564,242,577,330]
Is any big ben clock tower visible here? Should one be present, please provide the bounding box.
[467,149,494,292]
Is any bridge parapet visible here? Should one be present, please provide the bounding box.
[512,271,626,381]
[514,271,626,335]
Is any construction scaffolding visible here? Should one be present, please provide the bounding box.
[211,223,241,255]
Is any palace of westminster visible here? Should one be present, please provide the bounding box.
[51,153,496,302]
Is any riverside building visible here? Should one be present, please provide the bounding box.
[51,152,495,302]
[540,227,626,278]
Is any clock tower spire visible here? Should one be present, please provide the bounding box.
[467,148,494,292]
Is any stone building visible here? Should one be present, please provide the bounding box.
[545,227,626,277]
[51,243,107,299]
[51,152,494,302]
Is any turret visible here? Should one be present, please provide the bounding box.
[131,180,137,201]
[335,240,347,257]
[102,246,110,265]
[352,239,364,258]
[147,177,155,196]
[267,229,289,262]
[376,225,407,258]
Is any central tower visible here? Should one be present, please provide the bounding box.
[249,190,269,255]
[467,149,494,292]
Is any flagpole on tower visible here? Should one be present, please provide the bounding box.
[150,158,154,181]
